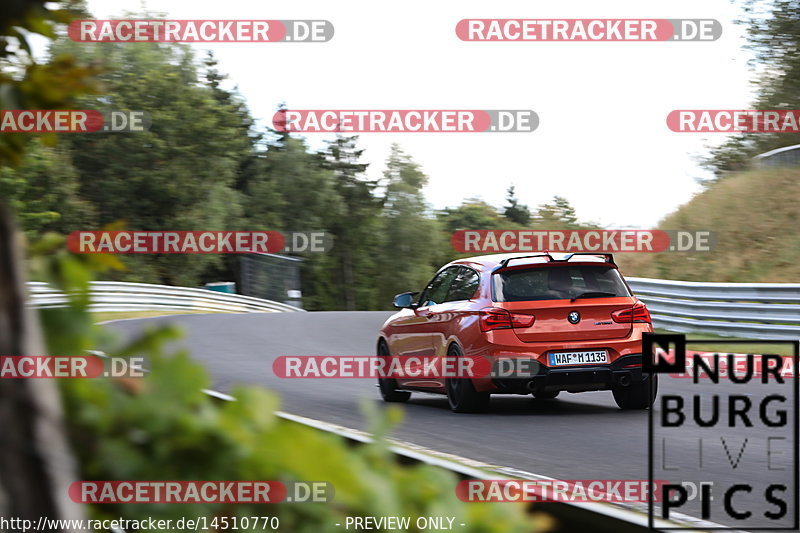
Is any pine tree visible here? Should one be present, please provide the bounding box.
[503,185,531,225]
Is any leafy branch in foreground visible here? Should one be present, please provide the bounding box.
[32,238,552,532]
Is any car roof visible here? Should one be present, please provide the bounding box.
[446,253,616,272]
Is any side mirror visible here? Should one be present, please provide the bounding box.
[393,292,419,309]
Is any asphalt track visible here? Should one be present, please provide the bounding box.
[106,311,798,531]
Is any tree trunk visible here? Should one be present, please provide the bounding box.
[0,202,85,532]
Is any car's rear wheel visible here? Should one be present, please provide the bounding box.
[445,345,490,413]
[533,390,560,400]
[613,373,657,410]
[377,340,411,403]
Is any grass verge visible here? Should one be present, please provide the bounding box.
[92,309,218,322]
[655,329,795,355]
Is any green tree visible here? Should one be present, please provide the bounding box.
[254,135,342,310]
[320,135,382,310]
[438,198,507,233]
[503,185,530,225]
[49,38,248,285]
[377,144,442,305]
[531,196,580,228]
[707,0,800,175]
[0,0,99,166]
[0,143,96,237]
[261,137,337,233]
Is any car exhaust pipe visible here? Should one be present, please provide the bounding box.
[618,374,631,387]
[526,381,537,392]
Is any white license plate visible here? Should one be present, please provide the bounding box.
[548,350,608,366]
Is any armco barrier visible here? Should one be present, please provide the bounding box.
[27,280,305,314]
[26,278,799,339]
[626,277,800,340]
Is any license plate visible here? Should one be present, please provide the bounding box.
[549,350,608,366]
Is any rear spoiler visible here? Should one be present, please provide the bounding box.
[494,253,616,271]
[562,253,616,265]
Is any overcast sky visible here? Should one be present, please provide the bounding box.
[79,0,756,228]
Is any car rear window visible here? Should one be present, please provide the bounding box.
[493,265,631,302]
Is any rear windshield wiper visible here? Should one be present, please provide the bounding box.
[570,291,617,302]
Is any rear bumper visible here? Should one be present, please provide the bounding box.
[491,353,644,394]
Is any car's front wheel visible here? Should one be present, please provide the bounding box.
[377,340,411,403]
[613,373,657,409]
[445,345,490,413]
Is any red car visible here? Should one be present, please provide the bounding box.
[377,253,656,412]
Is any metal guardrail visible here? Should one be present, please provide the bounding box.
[26,278,800,338]
[27,280,305,314]
[627,277,800,340]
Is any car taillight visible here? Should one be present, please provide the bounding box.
[479,308,535,331]
[611,303,651,324]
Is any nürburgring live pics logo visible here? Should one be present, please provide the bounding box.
[645,333,799,530]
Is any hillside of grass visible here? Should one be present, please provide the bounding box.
[617,167,800,282]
